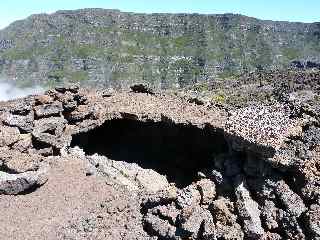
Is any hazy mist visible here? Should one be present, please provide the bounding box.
[0,82,45,101]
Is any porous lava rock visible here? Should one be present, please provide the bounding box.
[0,85,318,240]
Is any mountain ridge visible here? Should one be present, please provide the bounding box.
[19,8,320,24]
[0,8,319,89]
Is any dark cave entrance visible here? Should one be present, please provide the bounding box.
[70,118,229,188]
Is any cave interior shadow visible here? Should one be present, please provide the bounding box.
[71,118,229,188]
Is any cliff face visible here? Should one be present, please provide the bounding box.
[0,85,319,239]
[0,8,319,88]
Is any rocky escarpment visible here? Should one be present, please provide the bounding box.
[0,8,319,89]
[0,85,319,239]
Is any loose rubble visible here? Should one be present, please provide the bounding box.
[0,85,319,239]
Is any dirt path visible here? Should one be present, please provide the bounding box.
[0,156,146,240]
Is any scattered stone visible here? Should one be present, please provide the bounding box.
[201,216,217,240]
[130,84,154,95]
[226,104,301,157]
[0,126,20,147]
[32,117,68,149]
[306,204,320,239]
[208,169,224,185]
[274,180,307,217]
[196,179,216,205]
[141,186,178,210]
[9,100,33,115]
[12,134,33,152]
[178,206,212,238]
[0,167,48,195]
[144,213,178,239]
[135,168,169,192]
[215,222,244,240]
[278,210,305,239]
[34,95,54,105]
[149,203,180,225]
[176,184,201,209]
[102,88,115,98]
[3,112,34,132]
[0,86,318,239]
[188,97,204,105]
[262,232,282,240]
[73,92,89,105]
[210,197,237,225]
[261,200,279,230]
[61,94,77,111]
[55,85,79,94]
[88,154,169,192]
[303,125,320,149]
[67,105,94,122]
[246,177,278,200]
[301,179,320,204]
[235,176,264,239]
[29,147,54,157]
[0,148,42,173]
[34,101,63,117]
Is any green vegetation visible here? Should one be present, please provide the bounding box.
[69,70,89,83]
[173,35,193,50]
[282,47,301,60]
[0,10,319,88]
[211,92,226,104]
[48,69,65,83]
[2,48,34,60]
[217,70,238,79]
[73,44,102,58]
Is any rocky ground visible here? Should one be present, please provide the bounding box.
[0,82,319,239]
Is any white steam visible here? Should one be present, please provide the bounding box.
[0,82,45,101]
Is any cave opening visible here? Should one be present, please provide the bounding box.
[70,118,229,188]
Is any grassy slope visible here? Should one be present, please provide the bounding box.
[0,9,319,88]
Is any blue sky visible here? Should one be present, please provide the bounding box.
[1,0,319,29]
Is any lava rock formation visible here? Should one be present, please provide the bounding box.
[0,85,319,239]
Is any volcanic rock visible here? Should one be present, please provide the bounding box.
[0,86,318,239]
[0,167,48,195]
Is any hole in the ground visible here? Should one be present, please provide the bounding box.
[70,118,229,188]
